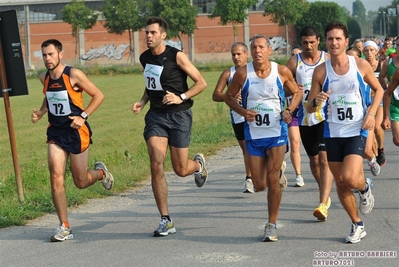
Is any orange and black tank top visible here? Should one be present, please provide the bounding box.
[43,66,84,128]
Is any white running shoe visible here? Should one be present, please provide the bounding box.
[194,153,208,187]
[368,160,380,176]
[95,161,114,190]
[345,222,366,243]
[293,175,305,187]
[359,178,375,215]
[243,178,254,193]
[51,223,73,242]
[262,223,278,242]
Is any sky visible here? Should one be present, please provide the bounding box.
[307,0,393,13]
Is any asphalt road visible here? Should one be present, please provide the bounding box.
[0,131,398,267]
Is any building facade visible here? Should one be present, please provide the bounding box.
[0,0,295,68]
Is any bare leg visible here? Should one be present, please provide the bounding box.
[329,154,365,223]
[265,146,286,223]
[147,136,170,216]
[238,139,251,177]
[318,151,333,205]
[288,126,301,176]
[48,144,69,224]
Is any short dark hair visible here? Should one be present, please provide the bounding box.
[146,17,168,33]
[41,39,62,51]
[300,26,321,39]
[324,21,349,39]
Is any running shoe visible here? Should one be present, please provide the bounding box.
[313,203,328,221]
[368,160,380,176]
[194,153,208,187]
[319,194,332,209]
[51,223,73,242]
[376,148,386,166]
[293,175,305,187]
[262,223,278,242]
[243,178,254,193]
[345,222,366,243]
[326,196,331,209]
[153,217,176,237]
[279,161,287,191]
[359,178,375,215]
[95,161,114,190]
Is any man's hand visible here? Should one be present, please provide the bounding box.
[31,109,44,123]
[132,101,145,114]
[162,90,183,105]
[68,116,85,129]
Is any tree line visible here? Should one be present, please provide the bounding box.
[62,0,396,63]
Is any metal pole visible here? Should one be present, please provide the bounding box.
[384,12,386,36]
[24,5,31,69]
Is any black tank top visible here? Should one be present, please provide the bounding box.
[140,45,193,113]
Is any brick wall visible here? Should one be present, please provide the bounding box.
[24,12,295,68]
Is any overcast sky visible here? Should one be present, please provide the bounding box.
[307,0,393,13]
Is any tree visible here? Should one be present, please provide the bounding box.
[151,0,198,52]
[347,16,361,43]
[62,0,98,64]
[262,0,309,56]
[208,0,257,42]
[352,0,367,37]
[101,0,151,65]
[295,2,347,50]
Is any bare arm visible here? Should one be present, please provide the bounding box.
[161,51,207,106]
[306,64,328,113]
[31,72,48,123]
[279,65,303,123]
[360,58,384,118]
[378,59,389,90]
[176,51,207,99]
[382,69,399,130]
[224,66,256,122]
[70,68,104,117]
[132,89,149,114]
[212,69,230,102]
[285,55,297,78]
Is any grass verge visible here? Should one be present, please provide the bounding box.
[0,70,238,228]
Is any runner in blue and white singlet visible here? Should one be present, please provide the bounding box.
[296,51,328,126]
[241,61,287,141]
[224,34,301,242]
[212,42,252,193]
[306,22,383,244]
[227,66,245,125]
[321,55,369,138]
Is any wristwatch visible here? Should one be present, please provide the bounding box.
[80,111,88,120]
[285,108,293,116]
[180,93,187,101]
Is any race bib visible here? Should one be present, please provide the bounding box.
[144,64,164,91]
[393,86,399,100]
[46,90,71,116]
[247,99,277,128]
[301,77,312,103]
[330,93,363,123]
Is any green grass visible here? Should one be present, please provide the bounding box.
[0,70,238,228]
